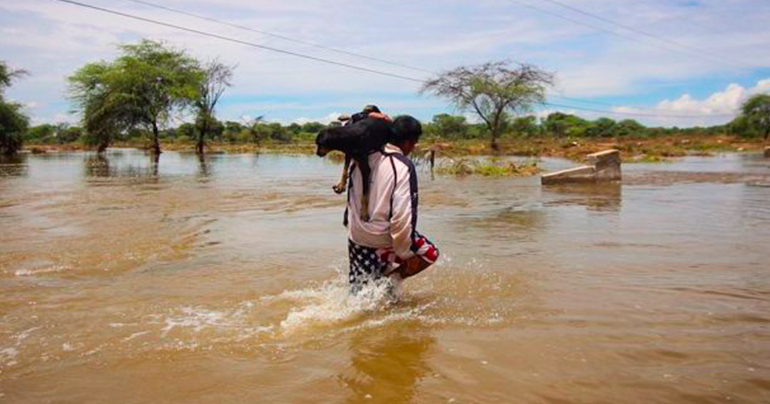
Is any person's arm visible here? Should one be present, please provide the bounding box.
[390,158,416,260]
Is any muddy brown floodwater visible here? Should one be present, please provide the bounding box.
[1,149,769,404]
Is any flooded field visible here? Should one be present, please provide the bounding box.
[1,149,769,404]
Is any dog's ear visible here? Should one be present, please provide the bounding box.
[315,128,328,145]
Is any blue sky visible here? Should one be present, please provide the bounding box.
[1,0,769,128]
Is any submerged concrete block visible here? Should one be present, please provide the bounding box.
[542,149,621,184]
[588,149,621,181]
[541,165,596,184]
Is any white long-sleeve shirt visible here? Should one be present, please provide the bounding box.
[346,144,418,260]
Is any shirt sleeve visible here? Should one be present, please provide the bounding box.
[390,158,416,260]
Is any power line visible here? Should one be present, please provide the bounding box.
[548,94,742,118]
[52,0,425,83]
[537,0,753,69]
[551,94,668,111]
[505,0,748,70]
[544,102,736,119]
[51,0,739,121]
[117,0,434,74]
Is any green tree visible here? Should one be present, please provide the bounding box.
[301,121,325,133]
[510,115,540,137]
[68,40,201,154]
[69,61,135,152]
[740,94,770,140]
[0,61,29,155]
[586,117,616,138]
[263,122,291,143]
[615,119,645,137]
[287,123,302,134]
[243,116,265,145]
[430,114,468,139]
[421,61,553,150]
[177,123,197,141]
[193,60,233,154]
[728,115,758,138]
[51,123,82,144]
[26,124,55,143]
[223,121,243,140]
[543,113,575,137]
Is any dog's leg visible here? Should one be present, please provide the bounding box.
[358,158,372,222]
[333,154,351,194]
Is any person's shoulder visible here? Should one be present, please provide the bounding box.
[386,152,414,171]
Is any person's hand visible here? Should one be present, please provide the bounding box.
[397,256,431,279]
[368,112,392,122]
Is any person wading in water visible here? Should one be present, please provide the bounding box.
[345,114,439,294]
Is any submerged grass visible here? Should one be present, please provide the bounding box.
[435,157,541,177]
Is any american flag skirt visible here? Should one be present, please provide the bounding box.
[348,232,439,288]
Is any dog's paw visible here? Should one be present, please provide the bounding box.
[332,184,346,194]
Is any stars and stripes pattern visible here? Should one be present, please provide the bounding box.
[375,232,439,267]
[348,240,389,287]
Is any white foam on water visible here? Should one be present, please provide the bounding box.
[109,322,138,328]
[0,326,44,368]
[14,265,69,277]
[278,276,404,334]
[0,347,18,366]
[140,258,511,350]
[122,331,150,342]
[161,306,234,337]
[156,304,273,342]
[14,326,41,342]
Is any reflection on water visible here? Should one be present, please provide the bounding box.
[543,182,622,212]
[197,153,210,178]
[341,323,434,404]
[0,154,28,177]
[1,149,770,403]
[83,154,111,177]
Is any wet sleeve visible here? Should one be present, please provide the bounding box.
[390,160,416,260]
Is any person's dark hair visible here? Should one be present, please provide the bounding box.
[391,115,422,144]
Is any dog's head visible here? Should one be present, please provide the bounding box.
[315,129,332,157]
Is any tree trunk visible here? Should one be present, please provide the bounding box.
[489,121,500,151]
[152,121,162,155]
[490,107,505,151]
[196,121,207,155]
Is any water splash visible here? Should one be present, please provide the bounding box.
[278,276,403,335]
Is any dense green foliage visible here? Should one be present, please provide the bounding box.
[68,40,202,153]
[421,113,731,140]
[20,110,754,148]
[25,123,82,144]
[737,94,770,139]
[0,60,30,155]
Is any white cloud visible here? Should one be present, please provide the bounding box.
[294,112,343,125]
[610,78,770,127]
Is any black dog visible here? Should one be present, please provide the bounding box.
[315,117,393,221]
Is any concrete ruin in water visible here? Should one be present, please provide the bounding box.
[541,149,622,185]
